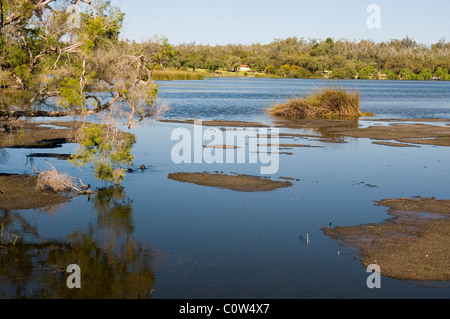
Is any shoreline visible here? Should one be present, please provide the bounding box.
[1,117,449,282]
[155,69,450,82]
[322,197,450,281]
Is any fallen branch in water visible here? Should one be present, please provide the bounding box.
[35,162,92,195]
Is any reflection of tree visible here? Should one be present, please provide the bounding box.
[42,232,155,299]
[93,186,134,248]
[0,188,155,299]
[0,149,8,165]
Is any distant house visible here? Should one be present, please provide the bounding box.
[239,64,251,72]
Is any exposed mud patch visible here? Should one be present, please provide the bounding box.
[168,172,292,192]
[26,153,73,160]
[0,121,83,149]
[161,118,450,147]
[371,141,420,148]
[322,197,450,281]
[322,123,450,147]
[270,118,450,146]
[203,144,240,149]
[0,174,71,210]
[159,119,269,128]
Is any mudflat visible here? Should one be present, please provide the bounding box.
[168,172,292,192]
[322,197,450,281]
[0,174,70,210]
[159,117,450,147]
[0,120,83,149]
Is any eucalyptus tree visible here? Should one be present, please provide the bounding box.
[0,0,164,184]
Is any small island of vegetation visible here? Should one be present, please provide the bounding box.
[268,87,371,120]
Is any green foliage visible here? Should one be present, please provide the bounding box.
[70,123,136,185]
[400,68,416,80]
[418,68,433,81]
[385,69,399,80]
[358,65,378,79]
[265,65,276,74]
[331,65,357,79]
[434,67,449,80]
[0,0,165,185]
[160,36,450,81]
[59,77,86,108]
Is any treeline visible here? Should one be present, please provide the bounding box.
[144,36,450,80]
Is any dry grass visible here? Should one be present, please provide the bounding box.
[268,87,371,119]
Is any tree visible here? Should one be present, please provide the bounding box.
[384,69,398,80]
[225,56,241,72]
[278,64,291,77]
[400,68,416,80]
[153,36,175,68]
[418,68,433,80]
[331,63,357,79]
[265,65,276,75]
[0,0,163,185]
[358,65,378,79]
[205,56,223,73]
[186,52,202,72]
[434,67,449,80]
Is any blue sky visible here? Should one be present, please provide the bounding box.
[111,0,450,45]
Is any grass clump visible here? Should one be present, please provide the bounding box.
[152,70,205,81]
[268,86,372,119]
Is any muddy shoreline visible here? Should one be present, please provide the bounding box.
[2,117,450,282]
[158,117,450,147]
[0,121,83,210]
[0,120,83,149]
[322,197,450,281]
[0,174,70,210]
[160,117,450,282]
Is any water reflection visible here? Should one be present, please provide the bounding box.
[0,187,155,299]
[0,149,8,165]
[93,186,135,247]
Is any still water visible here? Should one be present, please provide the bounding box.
[1,78,449,298]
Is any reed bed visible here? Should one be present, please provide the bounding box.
[268,87,371,119]
[152,70,205,81]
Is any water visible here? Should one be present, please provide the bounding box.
[1,78,449,299]
[156,78,450,121]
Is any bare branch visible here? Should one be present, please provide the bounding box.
[35,162,91,195]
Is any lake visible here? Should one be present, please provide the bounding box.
[1,78,449,298]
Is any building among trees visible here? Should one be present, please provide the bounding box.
[239,64,251,72]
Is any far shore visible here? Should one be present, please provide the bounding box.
[152,68,450,82]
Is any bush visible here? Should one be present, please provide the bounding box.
[267,86,371,119]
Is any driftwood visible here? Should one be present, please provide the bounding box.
[35,162,92,195]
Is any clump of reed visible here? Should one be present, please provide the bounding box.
[152,70,205,81]
[268,86,371,119]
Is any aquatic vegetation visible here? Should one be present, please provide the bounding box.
[152,70,205,81]
[268,86,372,119]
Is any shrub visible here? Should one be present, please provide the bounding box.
[267,86,371,119]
